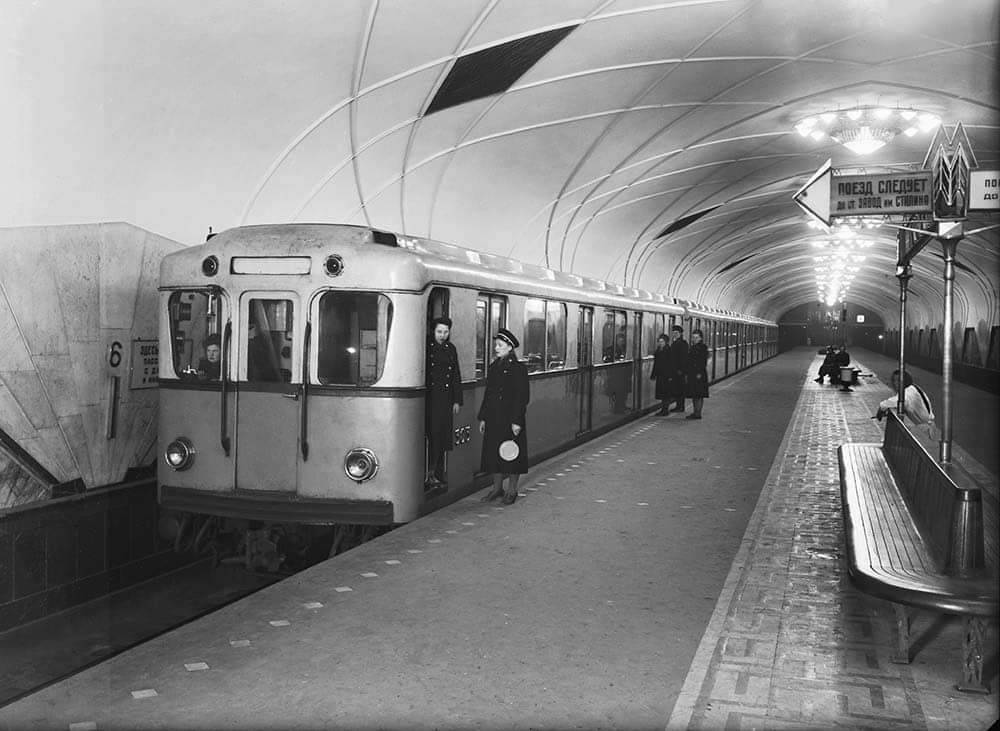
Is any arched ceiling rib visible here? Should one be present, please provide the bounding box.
[4,0,998,326]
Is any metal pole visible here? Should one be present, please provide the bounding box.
[939,233,961,464]
[895,230,912,416]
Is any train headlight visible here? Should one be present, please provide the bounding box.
[344,448,378,483]
[164,438,195,471]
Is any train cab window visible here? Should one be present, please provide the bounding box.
[167,290,224,380]
[246,298,293,383]
[475,294,507,378]
[317,292,393,386]
[601,310,627,362]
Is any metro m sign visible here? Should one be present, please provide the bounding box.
[922,123,977,221]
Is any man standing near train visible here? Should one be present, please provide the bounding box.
[425,316,463,491]
[667,324,688,412]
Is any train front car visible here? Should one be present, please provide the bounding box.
[157,224,427,527]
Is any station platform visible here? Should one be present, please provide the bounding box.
[0,348,996,730]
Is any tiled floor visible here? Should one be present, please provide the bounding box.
[668,358,999,730]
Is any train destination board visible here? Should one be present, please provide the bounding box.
[794,159,933,226]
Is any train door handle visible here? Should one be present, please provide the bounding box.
[282,392,299,400]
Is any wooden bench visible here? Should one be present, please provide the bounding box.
[838,410,998,693]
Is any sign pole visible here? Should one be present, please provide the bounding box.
[895,230,912,418]
[938,227,961,464]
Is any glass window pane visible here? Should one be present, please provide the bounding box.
[475,297,487,379]
[247,298,293,383]
[317,292,392,386]
[546,302,567,369]
[523,298,545,373]
[168,290,224,380]
[615,311,627,360]
[601,312,616,362]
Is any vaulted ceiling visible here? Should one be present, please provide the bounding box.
[4,0,998,325]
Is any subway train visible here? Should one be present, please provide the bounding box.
[157,223,776,537]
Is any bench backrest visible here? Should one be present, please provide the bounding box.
[882,411,985,576]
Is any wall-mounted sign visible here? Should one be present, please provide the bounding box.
[130,340,159,389]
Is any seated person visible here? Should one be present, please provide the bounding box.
[875,369,936,438]
[197,334,221,380]
[815,346,837,384]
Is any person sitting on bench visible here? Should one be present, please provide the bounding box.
[815,346,837,384]
[875,369,936,438]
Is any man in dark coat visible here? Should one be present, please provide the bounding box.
[478,328,529,505]
[650,334,670,415]
[425,317,463,489]
[684,328,710,419]
[666,324,688,412]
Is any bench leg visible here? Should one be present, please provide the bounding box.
[957,616,990,694]
[890,604,911,664]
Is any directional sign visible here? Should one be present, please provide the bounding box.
[793,160,932,226]
[793,159,832,226]
[831,171,932,217]
[970,169,1000,210]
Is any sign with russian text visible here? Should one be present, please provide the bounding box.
[969,169,1000,210]
[130,339,159,389]
[831,172,932,217]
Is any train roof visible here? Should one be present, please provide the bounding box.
[162,224,775,326]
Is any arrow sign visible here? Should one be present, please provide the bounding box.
[793,158,832,227]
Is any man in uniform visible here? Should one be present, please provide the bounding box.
[425,316,463,490]
[667,324,688,412]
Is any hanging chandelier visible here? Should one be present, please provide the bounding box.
[794,106,940,155]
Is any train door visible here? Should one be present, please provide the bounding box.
[235,294,300,492]
[632,312,643,410]
[426,287,450,484]
[577,306,594,434]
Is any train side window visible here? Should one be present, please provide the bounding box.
[546,302,566,370]
[475,294,507,378]
[167,290,224,380]
[523,298,545,373]
[601,309,627,362]
[317,292,393,386]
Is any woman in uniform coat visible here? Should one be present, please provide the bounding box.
[649,334,670,415]
[478,328,530,505]
[425,317,463,488]
[684,328,709,420]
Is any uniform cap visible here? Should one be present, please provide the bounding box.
[495,328,519,349]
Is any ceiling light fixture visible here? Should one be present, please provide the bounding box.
[794,106,940,155]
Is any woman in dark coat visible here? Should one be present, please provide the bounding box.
[478,328,529,505]
[649,334,670,415]
[425,317,463,488]
[684,328,709,420]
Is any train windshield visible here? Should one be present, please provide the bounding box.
[167,290,224,380]
[317,292,393,386]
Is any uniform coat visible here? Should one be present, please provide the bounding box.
[685,341,710,398]
[477,354,529,474]
[650,346,670,400]
[425,339,463,454]
[667,336,688,398]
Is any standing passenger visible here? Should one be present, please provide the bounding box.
[685,329,709,420]
[425,317,463,489]
[667,324,688,412]
[478,328,530,505]
[650,334,670,415]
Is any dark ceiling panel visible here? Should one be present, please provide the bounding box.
[655,205,722,240]
[425,25,578,115]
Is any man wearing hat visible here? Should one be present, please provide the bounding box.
[478,327,530,504]
[198,333,222,380]
[425,316,463,489]
[666,324,688,412]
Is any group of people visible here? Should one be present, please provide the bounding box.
[425,317,528,505]
[814,344,851,385]
[650,325,709,420]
